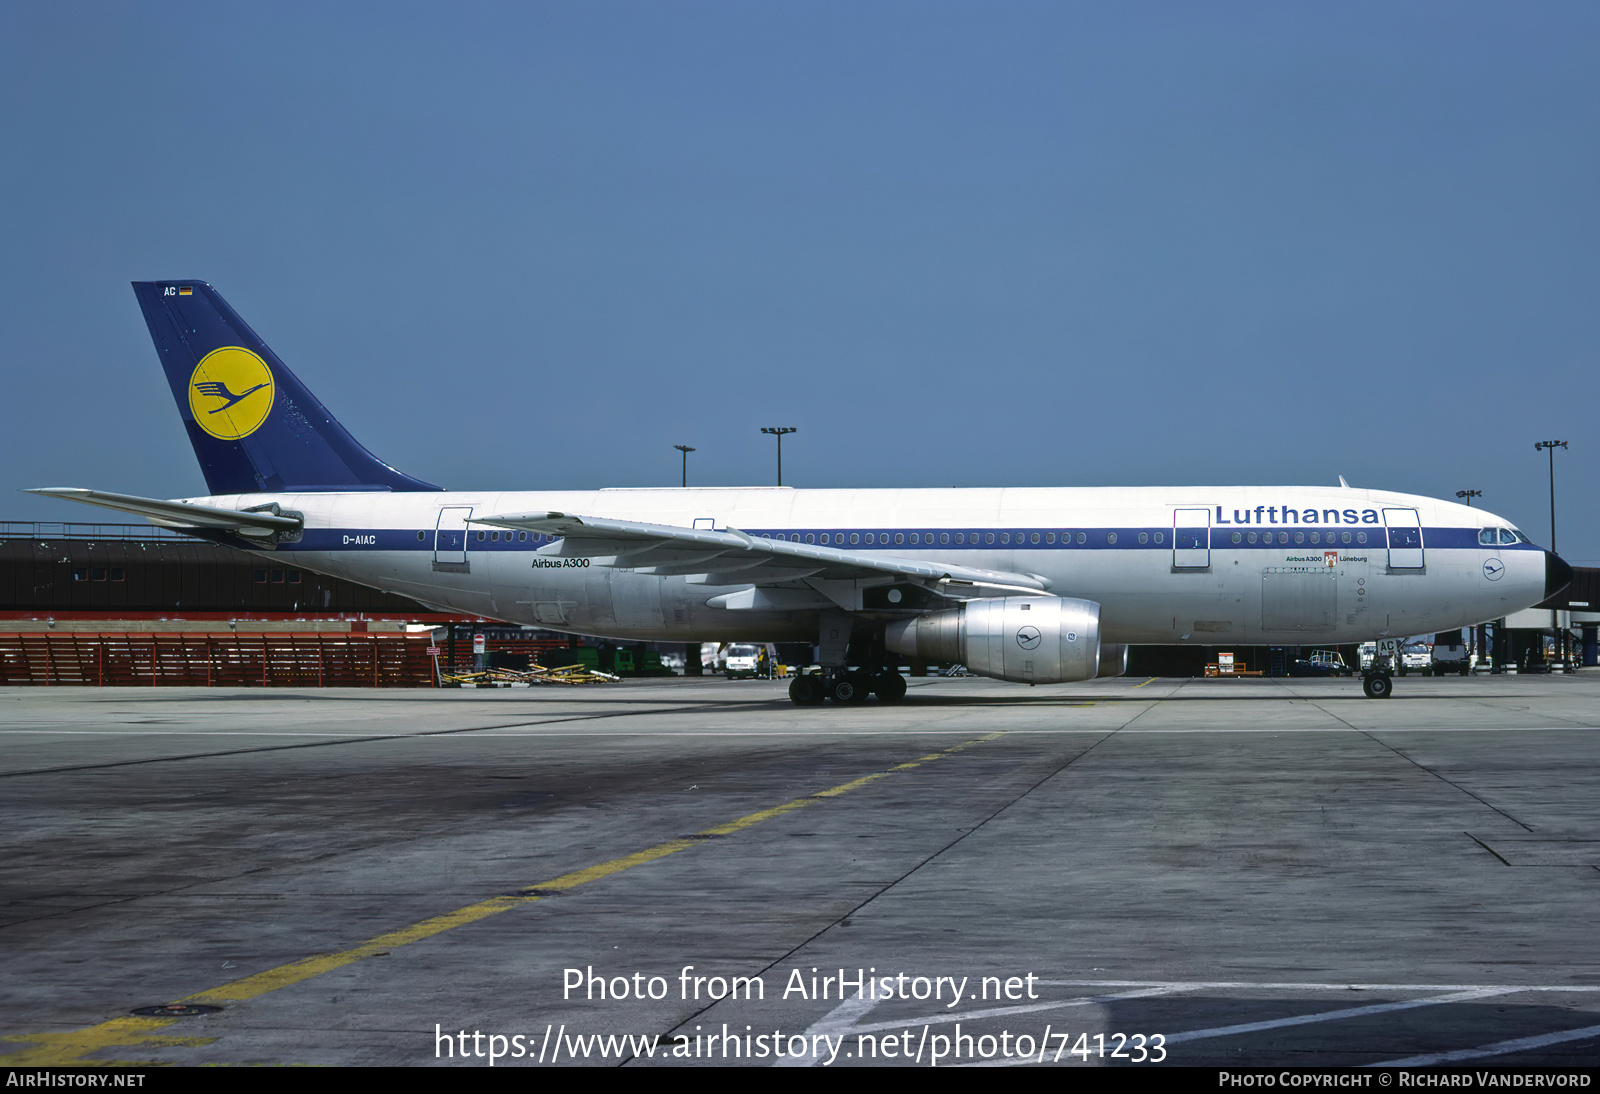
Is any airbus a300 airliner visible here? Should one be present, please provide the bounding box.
[31,282,1572,703]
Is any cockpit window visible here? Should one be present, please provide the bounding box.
[1478,529,1497,546]
[1500,529,1520,545]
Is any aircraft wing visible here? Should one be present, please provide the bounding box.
[25,488,302,537]
[471,511,1052,594]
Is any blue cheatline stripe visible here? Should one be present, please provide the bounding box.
[267,526,1520,554]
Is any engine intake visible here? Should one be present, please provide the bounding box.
[884,596,1103,684]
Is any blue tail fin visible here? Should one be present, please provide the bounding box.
[132,281,441,495]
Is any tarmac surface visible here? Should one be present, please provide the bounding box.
[2,672,1599,1068]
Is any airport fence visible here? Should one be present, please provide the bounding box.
[0,632,436,687]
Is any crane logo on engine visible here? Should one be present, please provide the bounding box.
[1016,626,1042,650]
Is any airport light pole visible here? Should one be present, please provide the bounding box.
[1534,441,1567,552]
[1455,490,1481,507]
[674,445,695,488]
[761,427,796,486]
[1534,440,1569,670]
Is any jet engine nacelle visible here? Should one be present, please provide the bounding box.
[884,596,1103,685]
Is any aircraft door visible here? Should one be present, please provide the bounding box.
[434,506,473,572]
[1173,508,1211,569]
[1383,508,1424,570]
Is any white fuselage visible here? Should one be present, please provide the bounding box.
[196,485,1548,645]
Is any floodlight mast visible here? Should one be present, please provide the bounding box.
[1533,441,1567,552]
[673,445,695,488]
[760,427,796,486]
[1455,490,1481,507]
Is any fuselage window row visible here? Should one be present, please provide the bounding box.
[402,526,1506,550]
[747,529,1158,547]
[1230,530,1371,546]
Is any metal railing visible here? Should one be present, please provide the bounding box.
[0,522,198,542]
[0,632,437,687]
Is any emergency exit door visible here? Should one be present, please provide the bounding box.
[1173,508,1211,569]
[433,506,473,572]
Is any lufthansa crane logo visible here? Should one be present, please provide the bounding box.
[1016,625,1042,650]
[188,347,274,440]
[1483,559,1505,581]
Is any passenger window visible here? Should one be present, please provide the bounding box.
[1046,533,1056,544]
[909,533,919,545]
[941,533,950,544]
[1107,533,1117,545]
[1031,532,1040,544]
[1309,531,1320,545]
[1293,532,1305,544]
[1357,532,1368,545]
[850,533,860,545]
[1075,532,1086,544]
[1246,531,1256,544]
[985,533,996,545]
[1154,532,1163,544]
[805,534,815,544]
[1341,532,1351,545]
[1232,532,1242,544]
[1137,532,1147,544]
[894,533,905,545]
[1000,533,1010,544]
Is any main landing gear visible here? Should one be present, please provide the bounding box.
[788,671,907,706]
[788,620,908,705]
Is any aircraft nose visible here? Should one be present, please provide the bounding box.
[1546,551,1575,601]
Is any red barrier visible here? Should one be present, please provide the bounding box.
[0,633,436,687]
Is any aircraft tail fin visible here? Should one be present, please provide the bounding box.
[131,281,441,495]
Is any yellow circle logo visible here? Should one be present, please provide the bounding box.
[188,347,275,440]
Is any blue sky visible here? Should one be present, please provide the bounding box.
[2,2,1596,561]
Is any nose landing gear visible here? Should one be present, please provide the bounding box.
[1361,672,1393,699]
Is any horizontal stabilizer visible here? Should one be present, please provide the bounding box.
[472,511,1052,594]
[26,488,301,537]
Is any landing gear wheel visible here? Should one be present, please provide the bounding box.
[1362,673,1393,699]
[788,675,824,706]
[872,672,907,703]
[829,674,869,704]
